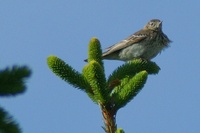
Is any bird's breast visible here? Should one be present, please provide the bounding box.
[118,40,166,61]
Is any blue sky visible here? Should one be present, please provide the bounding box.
[1,1,200,133]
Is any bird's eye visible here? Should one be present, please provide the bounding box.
[149,22,155,27]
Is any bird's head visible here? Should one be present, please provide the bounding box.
[144,19,162,31]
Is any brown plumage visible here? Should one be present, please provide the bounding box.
[102,19,171,61]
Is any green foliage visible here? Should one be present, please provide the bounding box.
[0,107,21,133]
[107,59,160,84]
[115,128,125,133]
[0,66,31,96]
[47,56,90,90]
[47,56,96,101]
[0,65,31,132]
[82,60,107,103]
[111,71,148,110]
[87,37,104,67]
[47,38,160,133]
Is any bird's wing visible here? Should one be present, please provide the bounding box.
[103,30,147,56]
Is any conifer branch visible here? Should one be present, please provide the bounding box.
[0,65,31,133]
[47,38,160,133]
[47,56,90,90]
[108,59,159,85]
[82,60,107,103]
[111,71,148,110]
[0,107,21,133]
[87,37,104,68]
[0,66,31,96]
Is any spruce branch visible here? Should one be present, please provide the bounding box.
[47,38,161,133]
[47,56,89,89]
[99,101,117,133]
[87,37,104,68]
[0,107,21,133]
[47,56,96,101]
[0,66,31,96]
[111,71,148,110]
[0,65,31,133]
[115,128,125,133]
[108,59,160,85]
[82,60,107,103]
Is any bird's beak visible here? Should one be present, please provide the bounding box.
[157,21,162,28]
[159,21,163,25]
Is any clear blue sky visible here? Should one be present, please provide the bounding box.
[1,1,200,133]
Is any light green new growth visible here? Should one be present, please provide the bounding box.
[87,38,104,67]
[115,128,125,133]
[47,37,160,133]
[111,71,148,110]
[108,59,160,84]
[47,56,95,101]
[47,56,90,90]
[82,60,107,103]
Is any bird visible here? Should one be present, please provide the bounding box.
[101,19,171,61]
